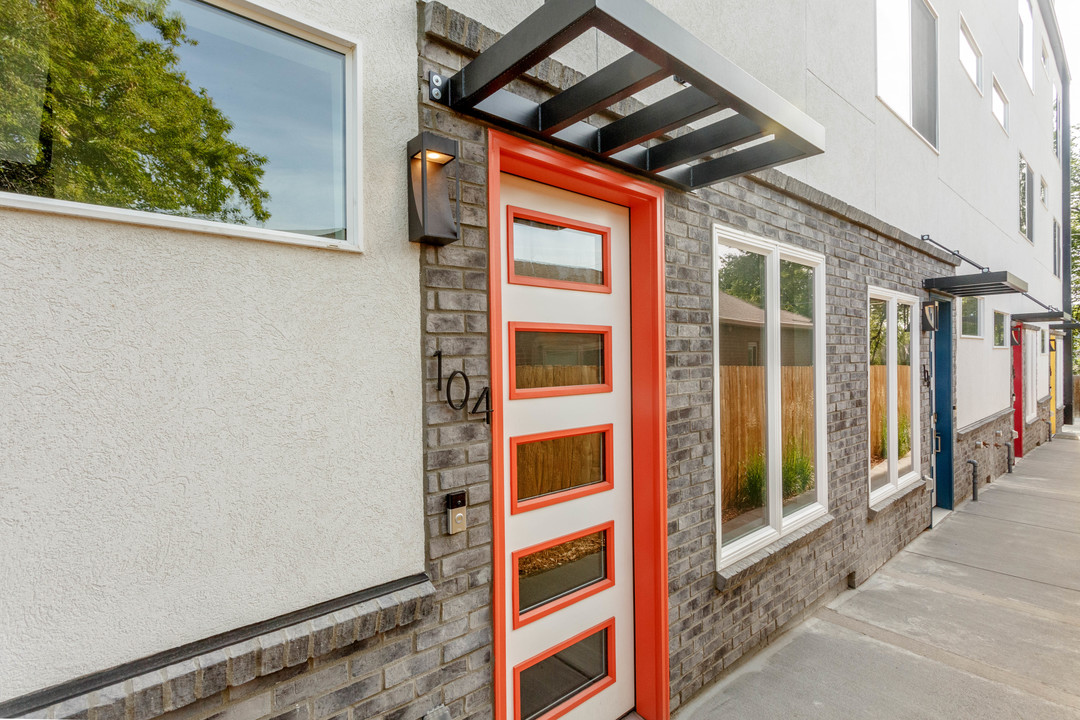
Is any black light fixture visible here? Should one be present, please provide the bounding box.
[408,131,459,246]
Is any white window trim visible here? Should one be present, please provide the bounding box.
[1025,328,1038,422]
[991,75,1010,133]
[868,287,922,506]
[960,297,983,338]
[958,14,983,94]
[1040,177,1048,207]
[994,311,1009,348]
[1018,0,1035,92]
[0,0,364,254]
[713,224,829,570]
[875,0,941,152]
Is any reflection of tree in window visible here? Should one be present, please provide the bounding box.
[1,0,270,224]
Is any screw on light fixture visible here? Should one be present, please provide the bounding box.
[407,131,460,246]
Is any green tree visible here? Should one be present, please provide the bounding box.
[0,0,268,224]
[716,251,814,317]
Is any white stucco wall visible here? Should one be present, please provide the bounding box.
[0,0,424,701]
[955,306,1013,430]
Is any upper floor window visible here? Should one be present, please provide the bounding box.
[1019,154,1033,241]
[1053,86,1061,157]
[869,289,921,501]
[992,77,1009,132]
[1053,219,1062,277]
[958,16,982,91]
[1040,177,1048,206]
[0,0,359,249]
[713,225,828,567]
[877,0,939,147]
[1019,0,1034,89]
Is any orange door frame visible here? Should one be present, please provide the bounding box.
[487,130,669,720]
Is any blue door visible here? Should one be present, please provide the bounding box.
[933,300,954,509]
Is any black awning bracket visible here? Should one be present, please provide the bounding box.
[427,0,824,190]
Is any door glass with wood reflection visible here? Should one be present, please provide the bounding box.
[518,626,609,720]
[515,429,606,503]
[896,304,914,478]
[780,260,816,516]
[514,330,605,390]
[518,530,607,614]
[869,298,889,492]
[716,246,769,544]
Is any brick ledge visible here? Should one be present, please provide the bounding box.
[19,581,436,720]
[715,514,834,592]
[867,479,926,521]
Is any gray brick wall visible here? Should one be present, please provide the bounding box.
[953,413,1013,506]
[663,175,952,712]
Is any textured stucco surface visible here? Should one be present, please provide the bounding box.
[0,0,424,700]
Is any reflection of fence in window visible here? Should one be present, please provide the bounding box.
[869,365,912,464]
[516,432,604,501]
[516,364,601,389]
[717,366,817,512]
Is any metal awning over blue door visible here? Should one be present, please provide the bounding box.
[427,0,824,190]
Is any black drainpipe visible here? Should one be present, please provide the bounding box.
[967,459,979,501]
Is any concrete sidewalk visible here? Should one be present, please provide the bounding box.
[677,431,1080,720]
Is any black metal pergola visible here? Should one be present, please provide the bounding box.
[427,0,825,190]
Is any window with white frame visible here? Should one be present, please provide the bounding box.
[992,78,1009,131]
[959,16,982,91]
[961,296,982,337]
[0,0,360,249]
[994,311,1008,347]
[713,225,827,567]
[869,289,921,500]
[877,0,939,147]
[1041,329,1048,354]
[1019,153,1034,240]
[1054,219,1062,277]
[1040,177,1048,206]
[1025,328,1038,421]
[1019,0,1034,89]
[1053,85,1061,157]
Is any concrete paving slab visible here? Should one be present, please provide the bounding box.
[675,619,1080,720]
[878,552,1080,619]
[958,483,1080,533]
[829,574,1080,696]
[902,512,1080,591]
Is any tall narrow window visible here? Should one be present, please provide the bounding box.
[877,0,938,147]
[961,297,981,337]
[1053,86,1061,157]
[1025,329,1037,422]
[1019,154,1033,241]
[715,226,827,566]
[1019,0,1034,89]
[1053,219,1062,277]
[869,289,922,502]
[992,78,1009,131]
[959,16,981,91]
[1040,178,1048,206]
[994,312,1008,348]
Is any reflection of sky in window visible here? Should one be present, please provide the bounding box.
[513,220,603,272]
[166,0,345,237]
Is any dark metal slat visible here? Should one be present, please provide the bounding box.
[539,53,667,134]
[448,0,598,109]
[597,87,721,156]
[682,138,802,188]
[647,115,764,171]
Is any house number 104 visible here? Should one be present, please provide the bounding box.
[433,350,492,424]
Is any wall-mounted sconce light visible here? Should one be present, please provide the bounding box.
[408,131,459,245]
